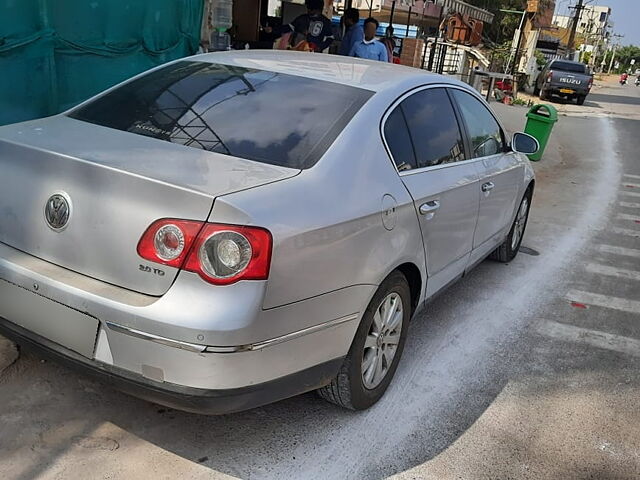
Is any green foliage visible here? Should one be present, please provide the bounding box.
[534,49,546,68]
[464,0,527,44]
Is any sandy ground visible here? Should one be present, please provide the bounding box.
[1,81,639,480]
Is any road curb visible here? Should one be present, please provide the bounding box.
[0,335,19,374]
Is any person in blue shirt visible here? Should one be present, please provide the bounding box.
[339,8,364,56]
[349,18,389,62]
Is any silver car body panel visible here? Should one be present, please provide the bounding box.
[0,51,534,407]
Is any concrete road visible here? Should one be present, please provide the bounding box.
[1,83,639,480]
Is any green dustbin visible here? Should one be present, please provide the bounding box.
[524,104,558,161]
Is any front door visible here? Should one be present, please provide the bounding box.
[382,87,480,297]
[449,89,523,251]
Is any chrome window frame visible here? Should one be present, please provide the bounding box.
[380,83,511,177]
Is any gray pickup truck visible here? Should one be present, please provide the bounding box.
[534,59,593,105]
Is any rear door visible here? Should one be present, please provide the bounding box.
[449,88,522,252]
[382,87,480,296]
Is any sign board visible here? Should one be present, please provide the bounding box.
[631,59,636,65]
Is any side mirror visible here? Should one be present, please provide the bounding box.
[512,132,539,155]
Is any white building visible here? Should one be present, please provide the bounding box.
[552,5,611,36]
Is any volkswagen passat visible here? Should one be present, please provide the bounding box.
[0,51,538,413]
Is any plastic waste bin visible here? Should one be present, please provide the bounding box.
[524,104,558,161]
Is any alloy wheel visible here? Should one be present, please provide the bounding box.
[511,196,529,251]
[361,292,404,390]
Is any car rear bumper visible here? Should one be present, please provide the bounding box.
[546,85,590,96]
[0,241,370,411]
[0,318,343,414]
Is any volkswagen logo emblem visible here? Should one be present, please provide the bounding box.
[44,192,72,231]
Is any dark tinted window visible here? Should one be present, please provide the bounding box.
[400,88,465,168]
[451,89,504,158]
[69,61,373,169]
[383,107,416,171]
[551,61,587,73]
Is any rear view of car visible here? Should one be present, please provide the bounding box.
[535,59,593,105]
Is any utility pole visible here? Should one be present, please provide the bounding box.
[608,34,624,73]
[567,0,585,60]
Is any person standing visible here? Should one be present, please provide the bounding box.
[264,0,334,52]
[339,8,364,56]
[349,18,388,62]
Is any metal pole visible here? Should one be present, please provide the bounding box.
[567,0,584,59]
[507,10,526,74]
[427,0,444,71]
[369,0,373,18]
[608,44,617,73]
[406,7,411,37]
[389,1,396,25]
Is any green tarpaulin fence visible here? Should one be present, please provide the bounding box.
[0,0,203,126]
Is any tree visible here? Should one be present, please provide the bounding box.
[464,0,527,45]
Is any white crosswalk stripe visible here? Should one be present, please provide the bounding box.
[610,226,640,237]
[618,213,640,222]
[620,202,640,209]
[537,320,640,357]
[585,263,640,281]
[623,174,640,180]
[566,290,640,315]
[598,244,640,258]
[621,191,640,198]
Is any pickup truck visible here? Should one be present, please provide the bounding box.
[534,59,593,105]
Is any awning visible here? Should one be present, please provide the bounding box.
[439,0,494,24]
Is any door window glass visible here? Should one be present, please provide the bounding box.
[383,106,417,171]
[451,89,504,158]
[400,88,465,168]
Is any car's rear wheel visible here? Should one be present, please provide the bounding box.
[576,95,586,105]
[539,88,548,100]
[490,189,532,263]
[317,271,411,410]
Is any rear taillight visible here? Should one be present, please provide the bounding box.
[546,70,553,83]
[588,77,593,89]
[137,219,204,267]
[138,219,272,285]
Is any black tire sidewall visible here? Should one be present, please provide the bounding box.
[346,272,411,410]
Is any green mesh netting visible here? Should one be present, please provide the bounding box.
[0,0,203,125]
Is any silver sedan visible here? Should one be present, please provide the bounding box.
[0,51,538,413]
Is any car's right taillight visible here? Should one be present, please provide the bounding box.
[139,220,272,285]
[546,70,553,83]
[184,224,272,285]
[587,76,593,89]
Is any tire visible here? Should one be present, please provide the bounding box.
[490,188,532,263]
[577,95,586,105]
[533,85,540,96]
[317,271,411,410]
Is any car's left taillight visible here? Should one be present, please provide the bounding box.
[138,219,272,285]
[587,76,593,89]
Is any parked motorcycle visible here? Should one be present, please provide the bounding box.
[635,77,640,87]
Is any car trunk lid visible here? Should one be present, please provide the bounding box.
[0,116,299,296]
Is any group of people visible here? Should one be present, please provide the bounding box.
[263,0,393,63]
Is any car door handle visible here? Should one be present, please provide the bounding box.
[419,200,440,217]
[481,182,495,193]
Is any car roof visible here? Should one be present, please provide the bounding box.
[550,59,586,65]
[190,50,458,93]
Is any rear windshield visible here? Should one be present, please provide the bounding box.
[551,61,588,74]
[69,61,373,169]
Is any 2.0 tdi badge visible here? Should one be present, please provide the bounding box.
[44,192,72,231]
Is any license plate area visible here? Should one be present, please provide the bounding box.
[559,88,575,94]
[0,278,99,357]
